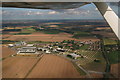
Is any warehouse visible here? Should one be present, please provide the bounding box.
[17,47,38,55]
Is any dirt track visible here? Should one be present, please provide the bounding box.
[27,54,83,78]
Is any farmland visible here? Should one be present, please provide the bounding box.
[2,56,40,78]
[3,32,99,42]
[2,46,16,58]
[2,54,86,78]
[76,50,106,72]
[110,63,120,78]
[27,54,85,78]
[106,51,120,64]
[103,38,117,45]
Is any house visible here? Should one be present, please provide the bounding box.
[8,44,14,47]
[37,47,50,53]
[67,53,80,59]
[15,42,22,46]
[21,41,27,45]
[37,48,48,51]
[45,50,51,53]
[56,48,66,52]
[26,44,34,47]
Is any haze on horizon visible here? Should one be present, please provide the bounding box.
[2,2,118,20]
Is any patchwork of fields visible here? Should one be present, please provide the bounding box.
[3,32,99,42]
[2,53,86,78]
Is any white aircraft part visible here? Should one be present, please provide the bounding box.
[94,2,119,40]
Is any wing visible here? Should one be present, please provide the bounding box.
[2,2,90,9]
[94,2,119,40]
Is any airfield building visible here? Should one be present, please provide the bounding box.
[17,47,38,55]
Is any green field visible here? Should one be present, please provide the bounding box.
[106,51,120,64]
[79,44,89,50]
[77,50,106,72]
[13,27,35,35]
[40,29,62,34]
[103,38,117,45]
[72,31,93,38]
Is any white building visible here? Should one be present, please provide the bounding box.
[17,47,38,55]
[67,53,80,59]
[26,44,34,47]
[8,44,14,47]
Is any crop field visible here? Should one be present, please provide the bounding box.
[90,73,103,78]
[91,31,117,38]
[2,46,16,58]
[110,63,120,78]
[27,54,85,78]
[103,38,117,45]
[4,32,99,42]
[73,31,93,38]
[2,54,86,78]
[106,51,120,64]
[13,27,35,35]
[2,56,40,78]
[76,50,106,72]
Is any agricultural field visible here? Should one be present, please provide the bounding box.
[3,32,99,42]
[91,31,117,39]
[13,27,36,35]
[2,54,86,78]
[106,51,120,64]
[27,54,85,78]
[76,50,106,72]
[72,31,93,39]
[110,63,120,78]
[38,29,62,34]
[2,56,40,78]
[103,38,117,45]
[90,73,103,78]
[1,46,16,58]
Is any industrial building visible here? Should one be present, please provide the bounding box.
[17,47,38,55]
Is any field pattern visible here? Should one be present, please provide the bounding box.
[76,50,106,72]
[4,32,99,42]
[2,57,39,78]
[2,46,16,58]
[27,54,84,78]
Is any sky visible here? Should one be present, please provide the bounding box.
[2,2,118,20]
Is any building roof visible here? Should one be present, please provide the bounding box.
[69,53,80,58]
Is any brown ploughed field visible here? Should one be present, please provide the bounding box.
[2,57,39,78]
[2,46,16,58]
[27,54,84,78]
[90,73,103,78]
[2,54,85,78]
[110,63,120,78]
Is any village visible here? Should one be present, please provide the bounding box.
[7,40,102,60]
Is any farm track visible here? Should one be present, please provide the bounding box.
[24,54,44,78]
[27,54,83,78]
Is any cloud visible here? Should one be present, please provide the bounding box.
[48,11,59,14]
[36,12,42,15]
